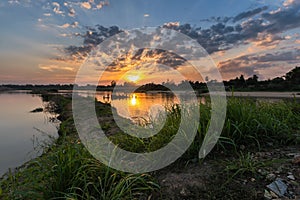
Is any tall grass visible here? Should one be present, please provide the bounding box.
[222,98,300,148]
[0,138,159,200]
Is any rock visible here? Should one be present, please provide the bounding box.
[266,173,276,181]
[266,178,288,197]
[286,153,300,157]
[264,190,272,200]
[287,174,295,180]
[270,191,279,198]
[30,107,43,113]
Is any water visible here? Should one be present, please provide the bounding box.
[69,90,300,123]
[0,91,59,176]
[70,90,201,123]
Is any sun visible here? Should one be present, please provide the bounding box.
[126,75,140,82]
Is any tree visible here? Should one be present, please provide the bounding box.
[246,74,259,86]
[285,66,300,84]
[253,74,258,82]
[111,80,116,87]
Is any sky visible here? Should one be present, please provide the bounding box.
[0,0,300,84]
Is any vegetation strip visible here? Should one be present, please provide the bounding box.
[0,93,299,199]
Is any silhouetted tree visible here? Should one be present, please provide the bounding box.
[111,80,116,87]
[285,66,300,84]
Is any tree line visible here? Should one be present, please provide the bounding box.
[1,66,299,92]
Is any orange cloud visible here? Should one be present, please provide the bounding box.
[81,2,91,9]
[39,64,74,72]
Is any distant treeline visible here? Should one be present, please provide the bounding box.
[1,66,299,92]
[0,84,115,92]
[223,66,300,91]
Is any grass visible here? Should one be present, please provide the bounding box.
[0,94,299,199]
[0,136,159,200]
[223,151,266,183]
[220,98,300,150]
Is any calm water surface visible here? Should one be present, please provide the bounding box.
[71,90,200,123]
[0,92,58,176]
[70,90,300,122]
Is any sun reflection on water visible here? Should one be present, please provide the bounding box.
[130,94,138,106]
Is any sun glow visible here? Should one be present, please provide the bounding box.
[126,75,140,82]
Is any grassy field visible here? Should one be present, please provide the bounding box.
[0,94,299,199]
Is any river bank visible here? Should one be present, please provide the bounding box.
[0,93,299,199]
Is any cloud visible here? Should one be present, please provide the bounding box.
[68,7,76,17]
[180,1,300,53]
[55,25,121,63]
[72,21,79,28]
[218,49,300,78]
[261,1,300,33]
[200,16,232,24]
[254,50,300,62]
[96,1,109,9]
[105,49,187,72]
[39,64,74,72]
[59,23,70,28]
[58,21,79,29]
[56,1,300,78]
[283,0,299,7]
[52,2,64,15]
[233,6,268,22]
[80,2,91,9]
[8,0,20,5]
[79,1,109,10]
[43,13,52,17]
[251,33,284,48]
[163,22,180,28]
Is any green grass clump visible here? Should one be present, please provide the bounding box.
[0,139,159,200]
[224,152,265,179]
[221,98,300,149]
